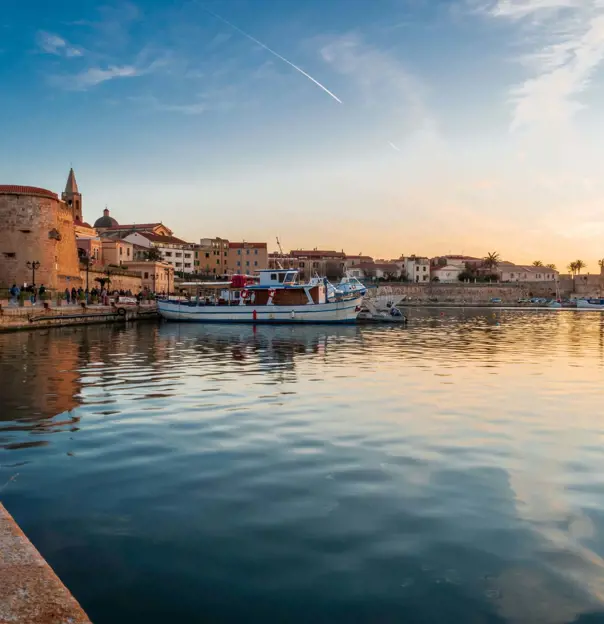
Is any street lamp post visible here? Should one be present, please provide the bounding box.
[26,260,40,287]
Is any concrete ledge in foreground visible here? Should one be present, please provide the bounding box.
[0,503,91,624]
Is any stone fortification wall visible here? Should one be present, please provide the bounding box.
[0,187,82,290]
[374,281,562,304]
[83,267,143,292]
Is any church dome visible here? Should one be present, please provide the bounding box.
[94,208,118,228]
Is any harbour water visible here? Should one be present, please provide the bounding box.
[1,310,604,623]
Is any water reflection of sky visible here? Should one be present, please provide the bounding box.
[1,310,604,623]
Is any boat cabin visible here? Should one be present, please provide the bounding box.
[256,270,299,287]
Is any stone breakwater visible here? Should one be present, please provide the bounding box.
[372,282,560,305]
[0,503,91,623]
[0,302,158,332]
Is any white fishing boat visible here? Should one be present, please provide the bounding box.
[336,273,367,297]
[157,269,363,324]
[576,298,604,310]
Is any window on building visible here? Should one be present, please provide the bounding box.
[423,275,428,281]
[299,262,305,268]
[254,249,258,255]
[246,249,250,255]
[127,248,130,257]
[237,249,241,255]
[313,262,318,268]
[254,261,258,266]
[224,252,227,257]
[175,253,182,258]
[185,253,191,259]
[119,247,123,256]
[185,263,191,268]
[246,261,250,267]
[423,266,427,271]
[144,272,149,279]
[205,252,210,258]
[237,261,241,267]
[216,259,220,265]
[165,252,172,258]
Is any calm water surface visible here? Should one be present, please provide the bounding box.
[1,310,604,623]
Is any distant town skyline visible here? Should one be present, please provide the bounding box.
[1,0,603,271]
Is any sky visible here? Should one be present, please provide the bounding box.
[1,0,603,271]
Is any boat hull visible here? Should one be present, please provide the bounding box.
[576,300,604,310]
[157,297,363,324]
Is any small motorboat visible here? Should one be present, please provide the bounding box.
[576,298,604,310]
[356,299,407,324]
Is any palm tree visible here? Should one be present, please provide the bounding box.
[567,262,577,275]
[532,260,543,267]
[598,259,604,271]
[483,251,501,271]
[546,263,557,271]
[574,259,586,274]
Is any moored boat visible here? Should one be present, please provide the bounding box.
[576,298,604,310]
[157,269,363,324]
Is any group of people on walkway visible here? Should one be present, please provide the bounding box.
[9,283,46,305]
[8,284,156,306]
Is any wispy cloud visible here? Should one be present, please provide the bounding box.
[36,31,83,57]
[479,0,604,129]
[61,65,141,90]
[319,33,438,146]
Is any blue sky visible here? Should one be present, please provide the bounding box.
[1,0,603,269]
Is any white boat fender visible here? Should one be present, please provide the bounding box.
[291,310,295,319]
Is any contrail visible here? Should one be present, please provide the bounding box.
[202,6,342,104]
[388,141,401,151]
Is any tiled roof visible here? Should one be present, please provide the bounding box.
[139,232,189,245]
[0,185,58,200]
[229,242,267,249]
[290,249,346,258]
[106,223,163,231]
[373,263,400,270]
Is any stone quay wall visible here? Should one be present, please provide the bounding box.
[82,267,143,293]
[0,302,158,332]
[0,503,91,623]
[0,188,82,291]
[373,281,562,304]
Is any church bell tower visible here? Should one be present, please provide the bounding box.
[62,167,83,223]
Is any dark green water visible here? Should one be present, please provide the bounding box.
[1,310,604,623]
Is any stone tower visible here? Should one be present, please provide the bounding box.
[61,168,83,223]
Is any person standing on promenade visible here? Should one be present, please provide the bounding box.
[39,284,46,302]
[65,287,70,304]
[71,287,77,304]
[9,284,20,305]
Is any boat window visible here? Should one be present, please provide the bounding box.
[270,273,277,281]
[279,273,286,283]
[284,272,297,284]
